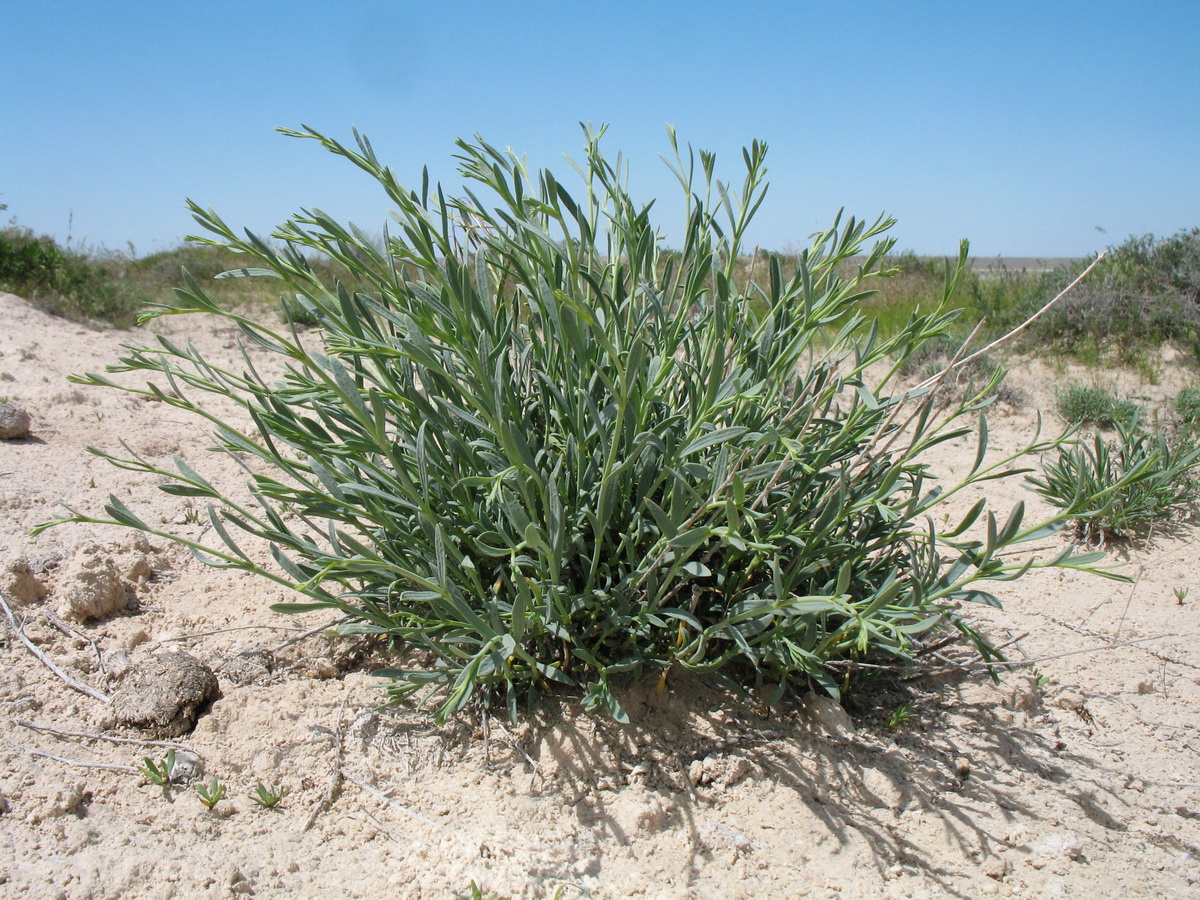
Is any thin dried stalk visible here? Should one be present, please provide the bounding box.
[915,252,1108,391]
[0,591,111,704]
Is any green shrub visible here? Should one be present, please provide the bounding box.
[1056,385,1141,429]
[0,227,66,293]
[43,126,1126,722]
[1028,423,1200,544]
[0,225,145,326]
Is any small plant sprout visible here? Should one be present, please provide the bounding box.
[1175,586,1190,606]
[884,701,918,731]
[140,749,175,786]
[250,781,286,809]
[195,776,225,810]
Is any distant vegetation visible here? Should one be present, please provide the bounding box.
[0,209,358,328]
[3,193,1199,370]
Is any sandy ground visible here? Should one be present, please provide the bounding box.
[1,289,1199,899]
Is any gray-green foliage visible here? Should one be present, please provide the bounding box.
[1028,422,1200,544]
[43,126,1124,722]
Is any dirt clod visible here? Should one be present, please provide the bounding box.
[58,547,128,621]
[111,651,219,737]
[1,555,45,605]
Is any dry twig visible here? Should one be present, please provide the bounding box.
[17,720,199,754]
[915,252,1108,391]
[302,685,351,832]
[0,591,111,704]
[8,741,138,774]
[273,616,346,653]
[1040,613,1200,669]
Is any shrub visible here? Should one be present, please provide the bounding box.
[1028,422,1200,544]
[0,225,145,326]
[1056,385,1140,430]
[43,126,1125,722]
[0,227,66,293]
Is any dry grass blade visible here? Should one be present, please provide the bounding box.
[915,251,1108,391]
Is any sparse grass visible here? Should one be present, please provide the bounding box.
[139,749,175,787]
[250,782,286,809]
[195,776,225,810]
[884,701,918,730]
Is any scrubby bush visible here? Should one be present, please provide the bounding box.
[1056,385,1141,430]
[0,225,145,326]
[44,126,1127,722]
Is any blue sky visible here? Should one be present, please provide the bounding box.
[3,1,1197,258]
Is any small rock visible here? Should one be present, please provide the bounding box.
[801,693,855,738]
[111,652,219,737]
[102,648,132,680]
[218,648,275,686]
[0,792,9,815]
[982,856,1009,880]
[168,750,204,784]
[0,402,31,439]
[955,756,972,780]
[1,555,45,605]
[58,547,128,621]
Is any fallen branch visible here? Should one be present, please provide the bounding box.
[0,591,111,704]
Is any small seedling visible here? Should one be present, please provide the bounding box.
[455,883,498,900]
[884,701,917,730]
[250,781,286,809]
[1175,586,1190,606]
[195,776,225,810]
[1031,667,1050,687]
[140,749,175,786]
